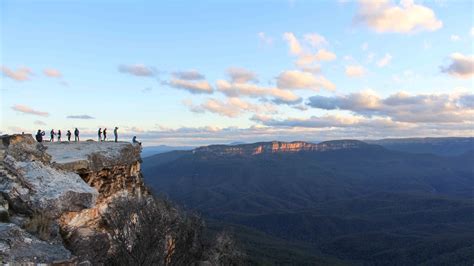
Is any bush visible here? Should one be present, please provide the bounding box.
[102,196,204,265]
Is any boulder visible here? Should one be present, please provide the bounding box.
[0,222,73,264]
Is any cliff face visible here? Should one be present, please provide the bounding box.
[0,134,145,264]
[194,140,368,156]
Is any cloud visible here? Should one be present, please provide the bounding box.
[167,79,213,94]
[307,91,474,123]
[345,65,366,77]
[299,65,321,74]
[172,70,205,80]
[303,33,328,47]
[1,66,33,81]
[118,64,156,77]
[34,120,47,126]
[283,32,302,55]
[361,42,369,51]
[216,80,301,104]
[471,27,474,36]
[276,70,336,91]
[355,0,443,33]
[11,104,49,117]
[377,53,393,67]
[187,97,276,118]
[450,35,460,42]
[67,115,95,119]
[314,49,337,61]
[440,53,474,79]
[258,32,273,45]
[43,68,62,78]
[227,67,258,83]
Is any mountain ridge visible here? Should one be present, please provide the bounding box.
[193,139,372,156]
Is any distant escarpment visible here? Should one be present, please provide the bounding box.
[0,134,146,264]
[194,140,369,156]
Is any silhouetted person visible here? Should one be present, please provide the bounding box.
[114,127,118,142]
[132,136,141,145]
[50,129,55,142]
[103,128,107,141]
[74,128,80,142]
[66,130,72,141]
[57,130,62,142]
[98,128,102,142]
[35,130,45,142]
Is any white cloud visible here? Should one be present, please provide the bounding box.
[11,104,49,117]
[376,53,393,67]
[168,79,213,94]
[471,27,474,36]
[295,49,337,66]
[307,91,474,123]
[361,42,369,51]
[187,97,276,118]
[258,32,273,45]
[172,70,205,80]
[66,115,95,119]
[43,68,62,78]
[118,64,156,77]
[216,80,301,104]
[299,65,321,74]
[303,33,328,47]
[276,70,336,91]
[226,67,258,83]
[440,53,474,79]
[355,0,443,33]
[450,35,460,42]
[1,66,33,81]
[283,32,302,55]
[345,65,366,77]
[314,49,337,61]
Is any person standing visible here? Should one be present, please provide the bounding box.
[57,130,62,142]
[66,130,72,142]
[103,128,107,141]
[50,129,55,142]
[36,129,45,142]
[114,127,118,142]
[74,128,80,142]
[98,128,102,142]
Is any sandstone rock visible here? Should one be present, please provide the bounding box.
[0,135,147,263]
[0,222,73,264]
[1,155,98,218]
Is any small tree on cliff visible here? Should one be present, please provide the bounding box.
[102,195,204,265]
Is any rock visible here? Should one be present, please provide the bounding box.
[0,134,51,163]
[1,155,98,218]
[0,194,9,223]
[0,135,147,263]
[0,222,73,264]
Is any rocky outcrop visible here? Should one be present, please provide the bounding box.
[194,140,369,156]
[0,134,146,264]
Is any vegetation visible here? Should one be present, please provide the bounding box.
[142,141,474,264]
[101,195,244,266]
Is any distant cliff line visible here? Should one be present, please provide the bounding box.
[193,140,370,156]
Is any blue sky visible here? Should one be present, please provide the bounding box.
[1,0,473,145]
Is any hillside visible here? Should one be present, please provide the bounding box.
[142,140,474,264]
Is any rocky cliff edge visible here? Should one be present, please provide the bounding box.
[0,134,145,264]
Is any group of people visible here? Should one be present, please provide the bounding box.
[35,127,123,143]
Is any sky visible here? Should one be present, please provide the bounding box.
[1,0,473,146]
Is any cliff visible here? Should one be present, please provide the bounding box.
[0,134,146,264]
[194,140,368,156]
